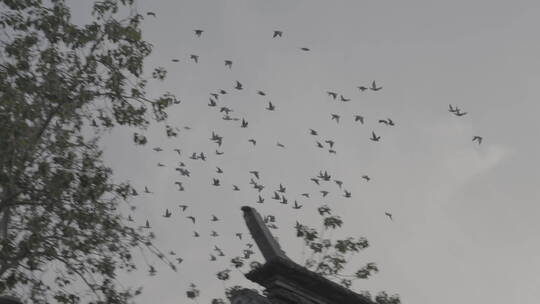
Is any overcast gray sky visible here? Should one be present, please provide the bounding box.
[74,0,540,303]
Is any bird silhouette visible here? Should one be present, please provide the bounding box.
[145,220,151,228]
[272,192,281,200]
[199,152,206,161]
[257,195,265,204]
[379,118,395,126]
[193,231,199,237]
[257,90,266,96]
[334,179,343,188]
[340,95,350,102]
[320,190,329,197]
[344,190,352,198]
[362,175,371,182]
[370,131,381,142]
[249,179,263,192]
[235,233,243,240]
[301,193,310,198]
[224,60,232,69]
[276,142,285,148]
[385,212,393,221]
[173,148,182,155]
[179,205,188,212]
[300,47,310,51]
[455,110,467,116]
[331,114,340,123]
[174,181,184,191]
[309,129,318,136]
[146,12,156,17]
[472,136,483,145]
[357,86,368,91]
[208,130,223,147]
[233,185,240,191]
[216,167,223,174]
[293,201,302,209]
[354,115,364,124]
[208,98,217,107]
[318,205,331,215]
[212,178,220,186]
[163,209,172,218]
[311,178,320,185]
[220,107,233,115]
[210,254,217,261]
[327,91,338,100]
[240,118,248,128]
[128,215,134,222]
[153,147,163,152]
[177,168,191,177]
[325,140,335,148]
[187,216,196,224]
[216,150,224,155]
[249,171,260,179]
[318,170,331,181]
[278,184,286,193]
[176,258,184,264]
[172,58,180,62]
[316,141,324,148]
[273,30,283,38]
[248,138,257,146]
[328,149,337,154]
[266,101,275,111]
[194,29,203,37]
[219,89,227,95]
[190,54,199,63]
[280,196,288,204]
[144,186,152,194]
[211,215,219,222]
[370,80,382,91]
[235,81,243,90]
[210,231,219,237]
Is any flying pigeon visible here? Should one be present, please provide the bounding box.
[194,29,203,37]
[235,80,243,90]
[370,131,381,142]
[370,80,382,91]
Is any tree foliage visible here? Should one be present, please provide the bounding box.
[0,0,176,303]
[296,205,400,304]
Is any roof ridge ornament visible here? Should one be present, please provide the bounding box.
[241,206,291,262]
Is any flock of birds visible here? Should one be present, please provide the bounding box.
[126,12,485,301]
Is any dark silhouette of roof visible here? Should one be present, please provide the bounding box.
[241,206,374,304]
[0,296,22,304]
